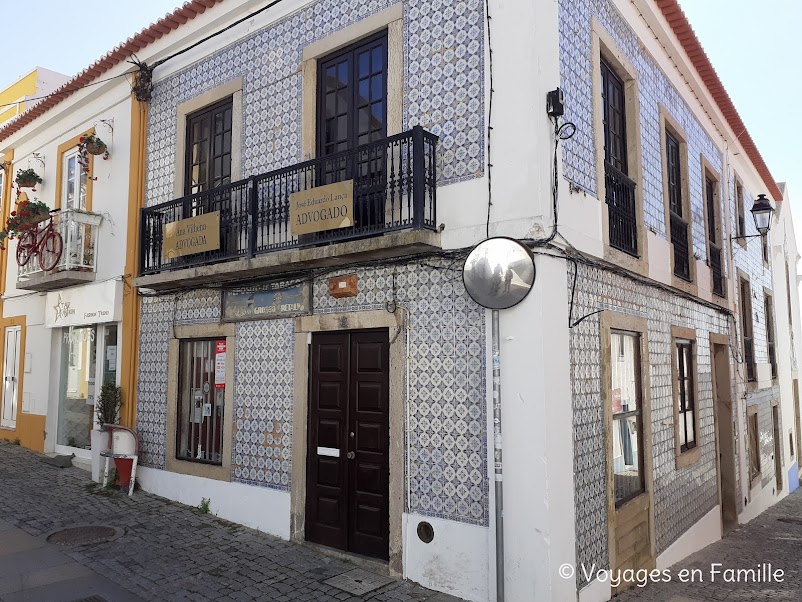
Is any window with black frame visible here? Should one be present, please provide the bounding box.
[176,339,226,464]
[740,277,756,382]
[675,340,696,452]
[610,330,645,506]
[765,294,777,380]
[601,59,638,257]
[185,98,233,196]
[666,131,690,281]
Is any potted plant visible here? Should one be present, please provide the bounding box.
[91,381,123,484]
[0,198,52,250]
[77,134,110,179]
[15,168,42,189]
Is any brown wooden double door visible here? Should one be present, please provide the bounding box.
[306,330,389,560]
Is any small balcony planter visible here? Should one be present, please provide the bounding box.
[15,168,42,190]
[0,198,52,250]
[78,134,109,180]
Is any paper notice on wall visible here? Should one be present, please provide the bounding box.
[214,340,226,389]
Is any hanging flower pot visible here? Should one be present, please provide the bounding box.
[15,168,42,189]
[85,139,107,156]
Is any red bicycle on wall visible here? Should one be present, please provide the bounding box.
[16,209,63,272]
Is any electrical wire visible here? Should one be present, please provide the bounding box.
[151,0,286,69]
[0,72,133,113]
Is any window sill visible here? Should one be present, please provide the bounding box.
[603,243,648,278]
[165,454,231,482]
[675,445,701,469]
[749,473,763,491]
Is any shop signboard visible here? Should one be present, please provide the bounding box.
[222,282,311,322]
[214,340,226,389]
[162,211,221,259]
[45,280,123,328]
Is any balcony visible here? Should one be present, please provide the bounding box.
[17,209,102,292]
[137,127,439,290]
[604,162,638,257]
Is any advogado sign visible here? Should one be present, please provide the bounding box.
[45,280,123,328]
[290,180,354,236]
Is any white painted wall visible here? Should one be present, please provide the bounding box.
[403,513,489,602]
[137,466,291,538]
[655,505,721,570]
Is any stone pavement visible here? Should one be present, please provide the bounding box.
[0,442,461,602]
[614,489,802,601]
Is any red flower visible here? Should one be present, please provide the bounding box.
[10,211,15,217]
[80,137,85,142]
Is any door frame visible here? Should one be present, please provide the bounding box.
[600,311,656,595]
[291,310,405,574]
[710,333,737,535]
[0,325,22,429]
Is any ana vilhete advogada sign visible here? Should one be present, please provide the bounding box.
[162,211,221,259]
[290,180,354,236]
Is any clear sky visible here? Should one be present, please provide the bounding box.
[0,1,797,240]
[679,0,802,244]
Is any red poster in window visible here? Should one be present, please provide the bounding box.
[214,340,226,389]
[612,388,622,414]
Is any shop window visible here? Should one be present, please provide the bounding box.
[675,340,696,452]
[748,409,761,482]
[610,330,645,506]
[176,339,226,465]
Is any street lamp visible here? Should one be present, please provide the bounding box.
[732,193,774,240]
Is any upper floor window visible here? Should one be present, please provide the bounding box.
[765,293,777,380]
[705,175,725,297]
[665,131,690,281]
[601,59,637,257]
[318,32,387,157]
[736,181,746,239]
[740,277,756,382]
[62,148,88,210]
[185,98,233,196]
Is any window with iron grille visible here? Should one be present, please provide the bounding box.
[601,60,638,257]
[748,411,761,480]
[185,98,233,196]
[176,339,226,464]
[740,277,756,382]
[675,340,696,452]
[705,176,725,297]
[765,294,777,380]
[666,131,690,280]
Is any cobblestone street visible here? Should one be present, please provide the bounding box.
[0,443,460,602]
[614,493,802,601]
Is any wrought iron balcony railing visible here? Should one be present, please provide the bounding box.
[140,127,438,276]
[18,208,102,281]
[670,211,691,281]
[604,161,638,257]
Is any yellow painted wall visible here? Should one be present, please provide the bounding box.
[0,70,37,126]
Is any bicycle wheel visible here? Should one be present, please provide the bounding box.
[15,230,35,267]
[39,229,64,272]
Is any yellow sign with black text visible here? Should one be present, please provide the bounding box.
[162,211,221,259]
[290,180,354,236]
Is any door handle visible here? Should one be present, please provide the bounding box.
[347,451,355,460]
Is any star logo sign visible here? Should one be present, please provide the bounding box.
[53,295,73,321]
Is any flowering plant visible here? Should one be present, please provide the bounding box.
[0,197,52,249]
[77,133,109,179]
[15,168,42,190]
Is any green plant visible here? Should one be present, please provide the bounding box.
[0,197,52,249]
[198,498,211,514]
[15,168,42,188]
[96,381,123,428]
[77,133,109,179]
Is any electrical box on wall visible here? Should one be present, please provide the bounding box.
[328,274,358,298]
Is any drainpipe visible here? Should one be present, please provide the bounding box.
[492,309,504,602]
